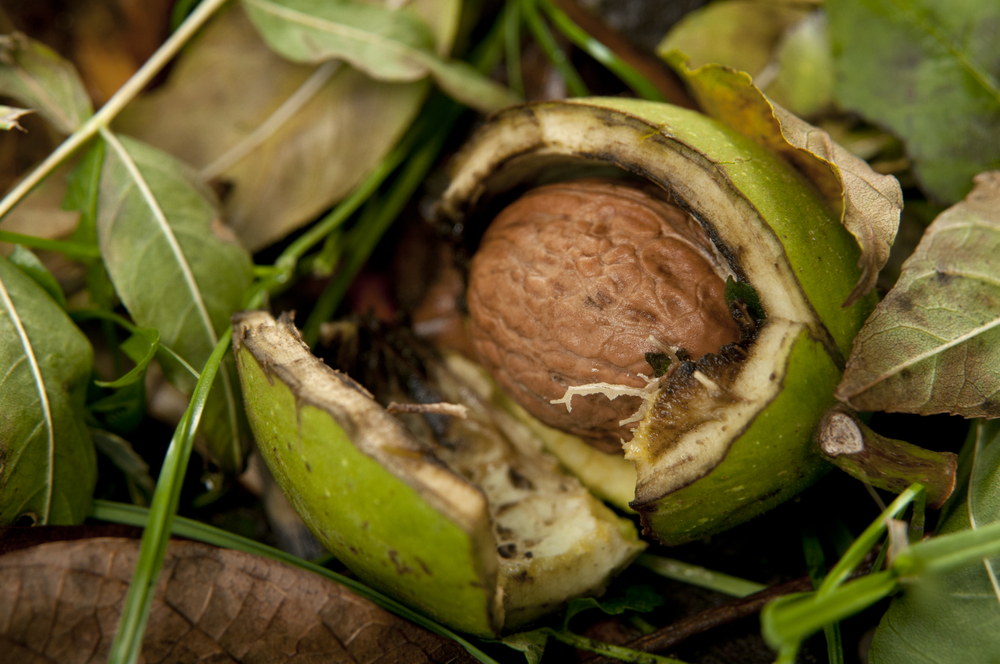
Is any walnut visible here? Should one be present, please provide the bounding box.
[467,179,741,452]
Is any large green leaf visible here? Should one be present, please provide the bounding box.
[827,0,1000,204]
[0,32,92,134]
[0,255,96,525]
[836,172,1000,417]
[241,0,518,113]
[96,131,253,469]
[870,420,1000,662]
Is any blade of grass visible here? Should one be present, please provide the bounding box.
[90,499,501,664]
[520,0,588,97]
[636,554,766,598]
[536,0,665,101]
[802,530,844,664]
[105,329,231,664]
[542,627,690,663]
[505,0,525,98]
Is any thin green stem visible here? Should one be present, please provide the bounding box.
[0,0,228,222]
[90,500,501,664]
[536,0,665,101]
[504,1,525,98]
[106,330,231,664]
[544,628,690,664]
[520,0,589,97]
[0,230,101,260]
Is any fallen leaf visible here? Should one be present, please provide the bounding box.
[96,132,253,469]
[0,32,92,134]
[836,172,1000,417]
[115,3,440,250]
[0,537,478,663]
[827,0,1000,204]
[0,254,96,525]
[241,0,518,113]
[869,420,1000,663]
[666,56,902,306]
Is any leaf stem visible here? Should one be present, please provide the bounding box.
[536,0,665,101]
[0,230,101,260]
[0,0,229,222]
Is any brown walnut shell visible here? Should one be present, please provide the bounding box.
[467,179,741,451]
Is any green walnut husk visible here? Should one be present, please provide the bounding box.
[437,98,877,545]
[233,311,644,637]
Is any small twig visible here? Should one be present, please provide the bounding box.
[386,402,469,419]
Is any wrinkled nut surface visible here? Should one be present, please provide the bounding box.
[467,179,741,450]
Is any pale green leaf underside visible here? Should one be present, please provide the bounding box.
[0,33,93,134]
[0,256,95,525]
[837,173,1000,417]
[0,105,31,131]
[96,130,252,469]
[870,420,1000,663]
[241,0,518,113]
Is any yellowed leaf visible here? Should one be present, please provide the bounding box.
[666,56,902,306]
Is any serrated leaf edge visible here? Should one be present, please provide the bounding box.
[100,128,242,467]
[0,272,54,523]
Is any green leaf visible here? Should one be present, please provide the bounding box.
[8,244,66,308]
[0,32,93,134]
[501,628,549,664]
[870,420,1000,663]
[91,429,156,500]
[95,327,160,389]
[0,105,31,131]
[95,130,253,469]
[0,254,96,525]
[64,140,106,249]
[827,0,1000,204]
[241,0,518,113]
[836,172,1000,417]
[563,583,665,628]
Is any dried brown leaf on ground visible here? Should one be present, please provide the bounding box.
[665,57,902,306]
[836,172,1000,417]
[0,537,476,664]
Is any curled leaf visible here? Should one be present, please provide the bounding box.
[836,172,1000,417]
[0,255,96,525]
[666,56,902,306]
[0,537,478,663]
[0,32,92,134]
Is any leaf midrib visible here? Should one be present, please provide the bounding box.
[0,275,54,523]
[101,129,241,466]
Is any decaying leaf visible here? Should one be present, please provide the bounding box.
[0,255,96,525]
[96,132,253,469]
[870,420,1000,663]
[836,172,1000,417]
[241,0,518,113]
[666,57,902,306]
[828,0,1000,204]
[116,3,443,250]
[0,32,92,134]
[0,537,477,663]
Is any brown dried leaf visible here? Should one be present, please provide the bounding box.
[665,57,902,305]
[115,4,436,250]
[835,172,1000,417]
[0,537,476,663]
